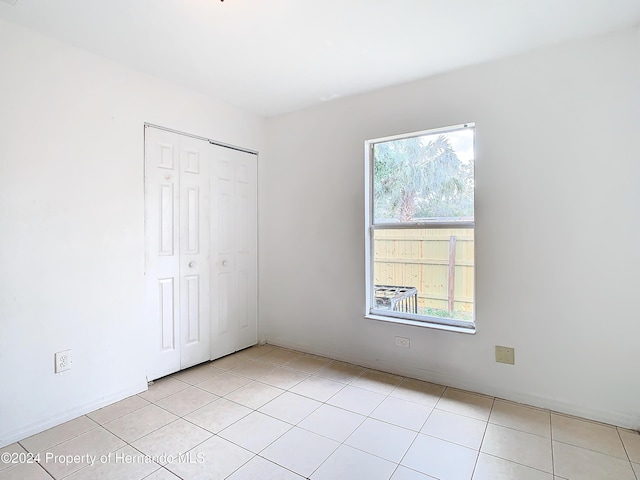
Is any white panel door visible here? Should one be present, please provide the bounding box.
[145,127,211,380]
[210,145,258,360]
[178,135,211,369]
[145,128,180,380]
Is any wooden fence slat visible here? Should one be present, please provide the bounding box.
[373,228,474,315]
[448,236,457,314]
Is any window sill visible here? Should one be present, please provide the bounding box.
[364,313,476,334]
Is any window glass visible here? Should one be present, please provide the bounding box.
[373,128,474,224]
[366,124,475,330]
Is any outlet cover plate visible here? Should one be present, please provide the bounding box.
[495,346,515,365]
[55,350,72,373]
[395,336,410,348]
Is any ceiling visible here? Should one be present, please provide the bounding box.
[1,0,639,117]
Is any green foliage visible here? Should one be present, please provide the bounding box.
[420,307,474,321]
[373,134,474,222]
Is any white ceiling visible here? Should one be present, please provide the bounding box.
[1,0,639,117]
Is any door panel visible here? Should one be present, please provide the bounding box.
[210,146,258,359]
[145,128,180,380]
[159,185,175,255]
[179,134,210,369]
[159,278,176,350]
[146,128,211,379]
[184,275,200,343]
[211,148,237,359]
[236,270,249,329]
[235,153,258,351]
[185,187,199,253]
[218,271,233,334]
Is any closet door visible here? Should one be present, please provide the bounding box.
[178,135,211,369]
[145,127,211,380]
[210,145,258,359]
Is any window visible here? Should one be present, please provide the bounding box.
[365,124,476,333]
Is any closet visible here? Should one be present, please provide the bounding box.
[144,126,257,381]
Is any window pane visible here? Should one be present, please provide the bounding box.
[372,228,474,322]
[373,128,474,224]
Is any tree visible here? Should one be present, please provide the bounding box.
[373,134,473,222]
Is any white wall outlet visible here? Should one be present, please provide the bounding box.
[394,336,410,348]
[55,350,72,373]
[495,346,515,365]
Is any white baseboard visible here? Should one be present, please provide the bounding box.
[266,337,640,431]
[0,383,147,449]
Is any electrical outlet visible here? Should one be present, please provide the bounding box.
[495,346,515,365]
[395,336,410,348]
[55,350,72,373]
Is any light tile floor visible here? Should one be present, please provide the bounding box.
[1,345,639,480]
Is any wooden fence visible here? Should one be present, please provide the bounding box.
[373,228,474,315]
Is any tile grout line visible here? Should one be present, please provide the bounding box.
[616,427,639,480]
[551,437,634,463]
[140,383,259,479]
[305,368,398,480]
[478,451,562,477]
[292,381,341,478]
[17,416,101,456]
[549,405,556,478]
[469,395,495,479]
[178,366,330,478]
[41,424,141,480]
[294,359,395,477]
[389,383,446,479]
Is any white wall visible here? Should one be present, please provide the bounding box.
[261,28,640,428]
[0,19,264,446]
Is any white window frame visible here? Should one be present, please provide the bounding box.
[364,123,476,334]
